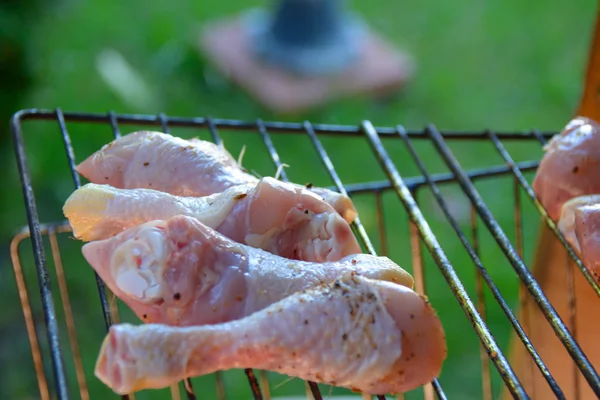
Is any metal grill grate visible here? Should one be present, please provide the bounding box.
[8,108,600,400]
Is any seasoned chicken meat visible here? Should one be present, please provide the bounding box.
[95,273,446,396]
[75,131,358,223]
[533,117,600,221]
[63,177,361,262]
[81,215,413,327]
[557,195,600,281]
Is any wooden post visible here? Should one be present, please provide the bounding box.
[506,7,600,400]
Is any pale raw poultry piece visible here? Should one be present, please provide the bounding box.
[63,176,361,262]
[94,273,447,396]
[557,195,600,281]
[183,138,359,224]
[81,214,414,327]
[533,117,600,221]
[75,130,358,224]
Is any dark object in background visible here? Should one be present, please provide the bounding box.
[0,2,47,399]
[199,0,414,114]
[0,0,42,227]
[0,0,41,148]
[246,0,365,76]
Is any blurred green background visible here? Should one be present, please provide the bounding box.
[0,0,597,399]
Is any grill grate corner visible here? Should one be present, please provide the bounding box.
[8,108,600,400]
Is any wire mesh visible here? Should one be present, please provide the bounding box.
[7,109,600,400]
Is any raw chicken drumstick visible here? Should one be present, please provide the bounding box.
[94,272,446,396]
[63,176,361,262]
[533,117,600,221]
[557,195,600,281]
[75,130,358,224]
[81,214,414,327]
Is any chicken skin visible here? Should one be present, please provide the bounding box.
[557,195,600,281]
[533,117,600,221]
[94,273,446,396]
[75,131,358,224]
[81,215,414,327]
[63,177,361,262]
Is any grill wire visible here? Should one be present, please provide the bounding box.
[8,108,600,400]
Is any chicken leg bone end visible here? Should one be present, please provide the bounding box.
[94,274,446,395]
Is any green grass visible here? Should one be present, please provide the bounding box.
[0,0,598,399]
